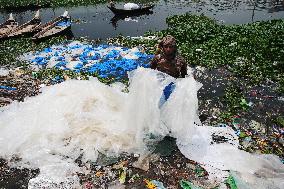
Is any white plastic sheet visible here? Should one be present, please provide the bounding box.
[124,3,140,10]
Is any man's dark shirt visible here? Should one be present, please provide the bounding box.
[150,54,187,78]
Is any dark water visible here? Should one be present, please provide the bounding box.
[0,0,284,40]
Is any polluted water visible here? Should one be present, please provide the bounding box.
[0,68,283,188]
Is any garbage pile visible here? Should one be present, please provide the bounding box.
[0,69,41,107]
[20,41,153,80]
[0,42,282,189]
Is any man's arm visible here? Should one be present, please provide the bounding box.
[177,56,187,78]
[180,60,187,78]
[150,55,159,69]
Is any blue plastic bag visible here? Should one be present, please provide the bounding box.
[163,82,175,101]
[0,86,17,90]
[74,63,84,69]
[159,82,176,108]
[43,48,52,53]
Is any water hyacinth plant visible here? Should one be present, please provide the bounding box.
[167,14,284,84]
[0,37,67,67]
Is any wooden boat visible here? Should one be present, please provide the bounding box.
[108,4,155,15]
[32,11,71,40]
[3,10,41,39]
[0,14,18,37]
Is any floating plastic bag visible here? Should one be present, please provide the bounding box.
[124,3,140,10]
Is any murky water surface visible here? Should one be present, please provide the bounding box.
[0,0,283,39]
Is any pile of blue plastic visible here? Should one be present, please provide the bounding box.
[23,41,154,80]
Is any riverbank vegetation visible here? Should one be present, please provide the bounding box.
[0,0,102,9]
[0,0,156,9]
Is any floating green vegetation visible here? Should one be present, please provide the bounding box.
[277,77,284,94]
[275,116,284,127]
[110,14,284,85]
[0,0,156,9]
[33,68,128,85]
[222,82,248,114]
[32,68,89,83]
[107,34,162,55]
[0,37,66,67]
[0,0,50,9]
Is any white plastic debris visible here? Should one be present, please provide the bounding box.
[0,68,9,76]
[130,36,157,40]
[124,3,140,10]
[28,163,81,189]
[124,17,138,22]
[229,42,237,46]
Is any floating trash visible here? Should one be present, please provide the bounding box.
[144,179,166,189]
[0,68,9,76]
[151,180,167,189]
[118,168,126,184]
[0,85,17,91]
[130,36,157,40]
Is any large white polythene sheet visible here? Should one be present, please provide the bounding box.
[0,68,175,188]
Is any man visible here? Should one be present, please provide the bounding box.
[150,35,187,78]
[109,0,115,8]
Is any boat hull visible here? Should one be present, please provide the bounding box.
[32,25,72,41]
[32,15,72,41]
[0,20,18,37]
[1,19,41,39]
[108,5,154,15]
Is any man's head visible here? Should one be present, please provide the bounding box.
[159,35,177,57]
[109,0,115,7]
